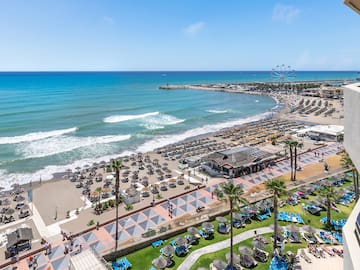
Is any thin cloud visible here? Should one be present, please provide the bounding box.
[272,3,300,23]
[183,21,205,36]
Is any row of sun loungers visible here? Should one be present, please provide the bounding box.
[277,212,304,224]
[112,257,132,270]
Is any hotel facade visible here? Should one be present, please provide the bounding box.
[343,82,360,270]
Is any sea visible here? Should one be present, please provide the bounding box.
[0,71,358,189]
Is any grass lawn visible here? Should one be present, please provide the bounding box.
[190,233,307,270]
[126,218,274,270]
[123,177,355,269]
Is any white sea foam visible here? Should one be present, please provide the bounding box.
[206,109,228,114]
[136,112,272,153]
[17,134,131,159]
[141,114,185,130]
[103,112,160,123]
[0,127,77,145]
[0,149,136,190]
[0,112,273,190]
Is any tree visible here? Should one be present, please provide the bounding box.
[107,159,123,252]
[214,180,248,269]
[285,140,294,181]
[95,187,102,212]
[292,141,303,182]
[341,152,359,202]
[265,178,287,252]
[318,185,340,228]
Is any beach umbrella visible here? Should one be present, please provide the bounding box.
[174,237,187,246]
[202,222,214,230]
[238,246,253,255]
[187,227,199,235]
[212,259,227,270]
[152,256,167,269]
[161,245,175,257]
[5,208,14,215]
[240,207,251,214]
[303,225,317,234]
[216,216,227,223]
[252,239,266,249]
[233,213,242,221]
[225,252,241,264]
[286,224,300,233]
[270,224,284,232]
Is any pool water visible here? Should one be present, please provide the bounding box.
[269,255,288,270]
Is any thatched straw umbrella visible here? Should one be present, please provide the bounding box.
[202,222,214,231]
[225,252,240,264]
[252,239,266,249]
[238,246,253,255]
[187,227,199,235]
[216,216,227,223]
[161,245,174,257]
[152,256,167,269]
[212,259,227,270]
[174,237,187,246]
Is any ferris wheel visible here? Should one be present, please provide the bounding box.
[271,64,296,83]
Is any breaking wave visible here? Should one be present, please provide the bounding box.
[0,127,77,145]
[103,112,159,123]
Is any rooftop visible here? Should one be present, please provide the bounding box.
[205,146,274,168]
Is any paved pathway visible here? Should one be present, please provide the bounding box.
[177,226,325,270]
[177,226,272,270]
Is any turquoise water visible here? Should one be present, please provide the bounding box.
[0,71,357,188]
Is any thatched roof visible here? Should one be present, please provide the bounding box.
[6,228,33,248]
[204,146,275,169]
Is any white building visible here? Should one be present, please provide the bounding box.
[296,124,344,142]
[343,82,360,270]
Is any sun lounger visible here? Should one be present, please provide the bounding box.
[321,245,335,256]
[300,249,312,263]
[301,232,317,244]
[308,246,321,258]
[253,247,269,262]
[151,240,163,248]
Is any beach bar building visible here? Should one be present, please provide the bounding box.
[203,146,276,178]
[5,227,33,258]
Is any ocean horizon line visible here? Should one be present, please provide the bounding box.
[0,70,358,73]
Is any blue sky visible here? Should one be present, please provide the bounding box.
[0,0,359,71]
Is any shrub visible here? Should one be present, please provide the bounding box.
[184,185,190,190]
[125,204,133,211]
[87,220,95,226]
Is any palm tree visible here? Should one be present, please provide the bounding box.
[318,185,340,228]
[265,178,286,252]
[341,152,359,202]
[108,159,123,252]
[293,141,303,182]
[95,186,102,213]
[214,180,248,269]
[284,140,294,181]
